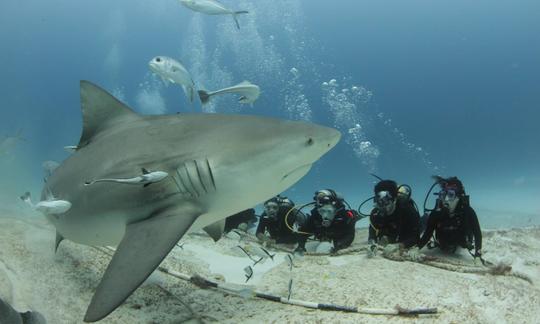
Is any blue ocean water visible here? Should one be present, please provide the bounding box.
[1,0,538,228]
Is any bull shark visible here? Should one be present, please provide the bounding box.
[44,81,340,321]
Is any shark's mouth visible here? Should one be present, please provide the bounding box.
[281,163,312,182]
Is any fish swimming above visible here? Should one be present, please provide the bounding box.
[42,80,340,322]
[148,56,196,102]
[198,81,260,105]
[178,0,249,29]
[84,168,168,187]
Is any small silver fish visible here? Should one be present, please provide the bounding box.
[178,0,249,29]
[244,266,253,283]
[148,56,196,102]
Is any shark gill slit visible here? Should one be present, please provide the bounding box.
[175,168,191,196]
[184,162,201,197]
[206,158,216,191]
[194,160,208,194]
[171,171,185,194]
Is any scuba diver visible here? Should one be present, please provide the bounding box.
[256,195,304,244]
[418,176,483,259]
[366,180,421,253]
[224,208,257,233]
[295,189,359,254]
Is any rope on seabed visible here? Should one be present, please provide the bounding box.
[91,246,438,317]
[381,250,534,284]
[222,231,534,284]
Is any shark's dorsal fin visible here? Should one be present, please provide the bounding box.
[78,81,140,149]
[141,168,149,175]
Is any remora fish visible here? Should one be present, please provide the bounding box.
[148,56,196,102]
[84,168,168,187]
[198,81,260,105]
[178,0,249,29]
[45,81,340,322]
[20,191,72,215]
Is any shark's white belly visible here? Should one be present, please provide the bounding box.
[47,207,152,246]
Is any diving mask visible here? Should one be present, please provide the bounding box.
[264,202,279,219]
[318,204,337,227]
[375,191,396,215]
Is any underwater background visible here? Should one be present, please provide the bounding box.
[1,0,539,228]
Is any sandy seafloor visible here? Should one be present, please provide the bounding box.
[1,203,539,324]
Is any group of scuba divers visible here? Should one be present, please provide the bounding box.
[225,175,483,261]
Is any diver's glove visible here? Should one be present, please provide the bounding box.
[473,249,486,265]
[256,233,266,242]
[474,249,482,258]
[383,243,401,255]
[404,246,423,262]
[264,238,276,248]
[237,222,248,232]
[294,245,306,256]
[367,240,377,258]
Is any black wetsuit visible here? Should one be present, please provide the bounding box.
[368,200,420,248]
[256,205,301,244]
[297,208,357,251]
[418,201,482,253]
[224,208,257,233]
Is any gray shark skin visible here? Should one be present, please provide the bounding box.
[44,81,340,322]
[0,297,47,324]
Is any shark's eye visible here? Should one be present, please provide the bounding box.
[155,57,161,62]
[306,138,314,146]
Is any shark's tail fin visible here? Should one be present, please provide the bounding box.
[232,11,249,30]
[198,90,211,104]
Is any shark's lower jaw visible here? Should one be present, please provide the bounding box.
[281,163,312,183]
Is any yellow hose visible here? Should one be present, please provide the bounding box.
[284,203,314,235]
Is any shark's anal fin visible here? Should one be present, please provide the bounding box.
[84,204,202,322]
[203,219,225,242]
[55,232,64,253]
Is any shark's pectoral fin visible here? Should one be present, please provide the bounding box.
[203,219,226,242]
[55,231,64,253]
[84,204,202,322]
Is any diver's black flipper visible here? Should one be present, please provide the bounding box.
[83,204,202,322]
[203,219,225,242]
[197,90,210,104]
[55,231,64,253]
